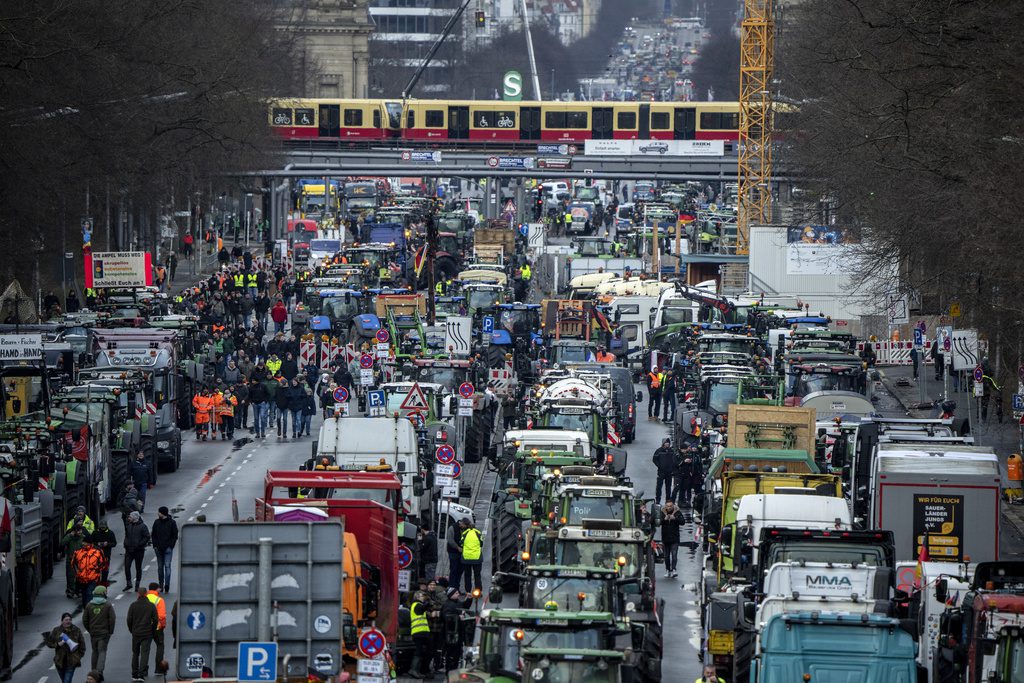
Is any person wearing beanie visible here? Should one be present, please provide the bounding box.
[83,584,116,677]
[441,586,468,673]
[123,511,151,592]
[151,507,178,593]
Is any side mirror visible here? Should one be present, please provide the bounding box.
[934,579,948,605]
[413,475,424,497]
[489,584,503,604]
[720,525,734,556]
[743,600,757,624]
[635,391,643,403]
[983,637,998,656]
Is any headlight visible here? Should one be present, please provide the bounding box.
[157,441,170,450]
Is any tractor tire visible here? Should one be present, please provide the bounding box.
[489,510,523,592]
[0,568,14,679]
[110,452,130,507]
[40,523,53,582]
[463,409,494,464]
[15,557,39,616]
[485,343,507,370]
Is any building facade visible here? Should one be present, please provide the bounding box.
[278,0,374,98]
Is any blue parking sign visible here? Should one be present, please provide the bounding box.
[482,316,494,334]
[913,328,923,348]
[238,642,277,681]
[1013,394,1024,412]
[367,390,385,408]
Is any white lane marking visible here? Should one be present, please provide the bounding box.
[187,516,195,522]
[207,496,214,501]
[144,564,152,570]
[115,593,126,601]
[37,676,48,683]
[200,503,208,509]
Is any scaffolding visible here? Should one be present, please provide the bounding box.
[736,0,775,255]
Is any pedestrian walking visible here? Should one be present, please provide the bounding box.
[300,386,316,436]
[275,377,292,438]
[65,505,96,535]
[44,612,86,683]
[446,520,464,593]
[458,519,483,593]
[662,370,678,422]
[72,540,106,608]
[146,583,169,675]
[660,501,682,578]
[270,298,288,333]
[123,511,150,592]
[217,388,238,439]
[130,452,153,510]
[646,366,664,419]
[673,449,702,507]
[652,438,675,505]
[248,378,269,438]
[151,507,178,593]
[127,588,158,682]
[61,522,88,599]
[930,340,944,380]
[90,519,117,583]
[83,585,116,677]
[119,483,142,531]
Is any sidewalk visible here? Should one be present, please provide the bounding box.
[878,364,1024,538]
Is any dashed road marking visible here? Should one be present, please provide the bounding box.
[207,495,214,501]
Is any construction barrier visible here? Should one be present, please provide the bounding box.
[856,340,921,366]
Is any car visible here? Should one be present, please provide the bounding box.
[638,142,670,154]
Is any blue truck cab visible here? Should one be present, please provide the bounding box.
[753,611,916,683]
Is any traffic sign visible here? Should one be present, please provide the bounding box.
[367,390,385,408]
[1013,394,1024,412]
[399,382,430,412]
[397,544,413,569]
[436,444,456,464]
[186,610,206,630]
[238,642,277,681]
[333,386,349,403]
[435,463,456,476]
[974,365,984,382]
[487,156,499,168]
[375,328,390,343]
[358,628,387,658]
[451,461,462,479]
[519,223,529,237]
[459,382,475,398]
[360,353,374,369]
[482,316,494,334]
[913,328,923,348]
[950,301,962,318]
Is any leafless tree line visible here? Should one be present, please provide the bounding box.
[0,0,301,297]
[780,0,1024,382]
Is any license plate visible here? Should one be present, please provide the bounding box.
[585,529,617,538]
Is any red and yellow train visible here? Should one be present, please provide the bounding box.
[269,98,740,145]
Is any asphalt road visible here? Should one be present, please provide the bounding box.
[15,416,320,682]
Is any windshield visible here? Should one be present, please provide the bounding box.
[385,103,402,128]
[499,309,539,335]
[563,494,626,525]
[576,187,600,201]
[348,250,383,268]
[617,207,632,220]
[489,626,603,675]
[468,290,502,311]
[529,577,610,612]
[577,240,612,257]
[555,541,640,576]
[706,382,737,414]
[701,339,754,355]
[522,658,617,683]
[347,198,376,210]
[439,218,464,232]
[544,411,592,434]
[320,298,360,320]
[551,344,592,364]
[416,367,458,386]
[2,375,46,417]
[767,542,884,567]
[660,305,694,325]
[310,239,341,255]
[791,372,863,397]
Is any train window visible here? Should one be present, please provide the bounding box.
[387,102,403,128]
[425,110,444,127]
[373,110,381,128]
[272,108,293,126]
[701,112,739,129]
[617,112,637,129]
[343,109,363,126]
[566,111,588,129]
[651,112,671,129]
[476,110,517,128]
[545,111,566,128]
[294,108,315,126]
[407,109,415,128]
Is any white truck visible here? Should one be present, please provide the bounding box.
[315,415,430,530]
[728,493,852,570]
[870,444,1001,563]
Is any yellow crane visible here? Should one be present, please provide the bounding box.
[736,0,775,255]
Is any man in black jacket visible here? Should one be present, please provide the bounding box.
[151,507,178,593]
[123,512,150,592]
[660,501,682,578]
[90,519,118,583]
[130,452,153,511]
[652,438,676,505]
[248,378,269,438]
[673,449,703,507]
[417,523,438,582]
[274,378,292,438]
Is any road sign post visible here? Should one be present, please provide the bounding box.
[358,628,387,659]
[238,642,277,681]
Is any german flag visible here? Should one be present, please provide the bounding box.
[306,667,327,681]
[413,246,427,278]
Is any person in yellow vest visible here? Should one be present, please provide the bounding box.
[232,272,244,290]
[520,262,531,281]
[696,664,725,683]
[146,582,169,675]
[266,354,282,377]
[409,590,434,679]
[459,519,483,593]
[646,366,664,420]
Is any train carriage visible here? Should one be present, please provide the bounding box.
[269,98,401,140]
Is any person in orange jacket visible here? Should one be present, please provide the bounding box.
[146,582,168,674]
[191,390,212,440]
[216,390,238,440]
[209,390,225,437]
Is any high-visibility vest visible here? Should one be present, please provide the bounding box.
[410,602,430,635]
[266,358,282,375]
[521,265,532,280]
[217,395,237,417]
[233,274,245,288]
[435,281,444,294]
[461,528,482,561]
[147,591,167,630]
[73,546,104,583]
[247,273,258,287]
[596,351,615,363]
[648,372,663,390]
